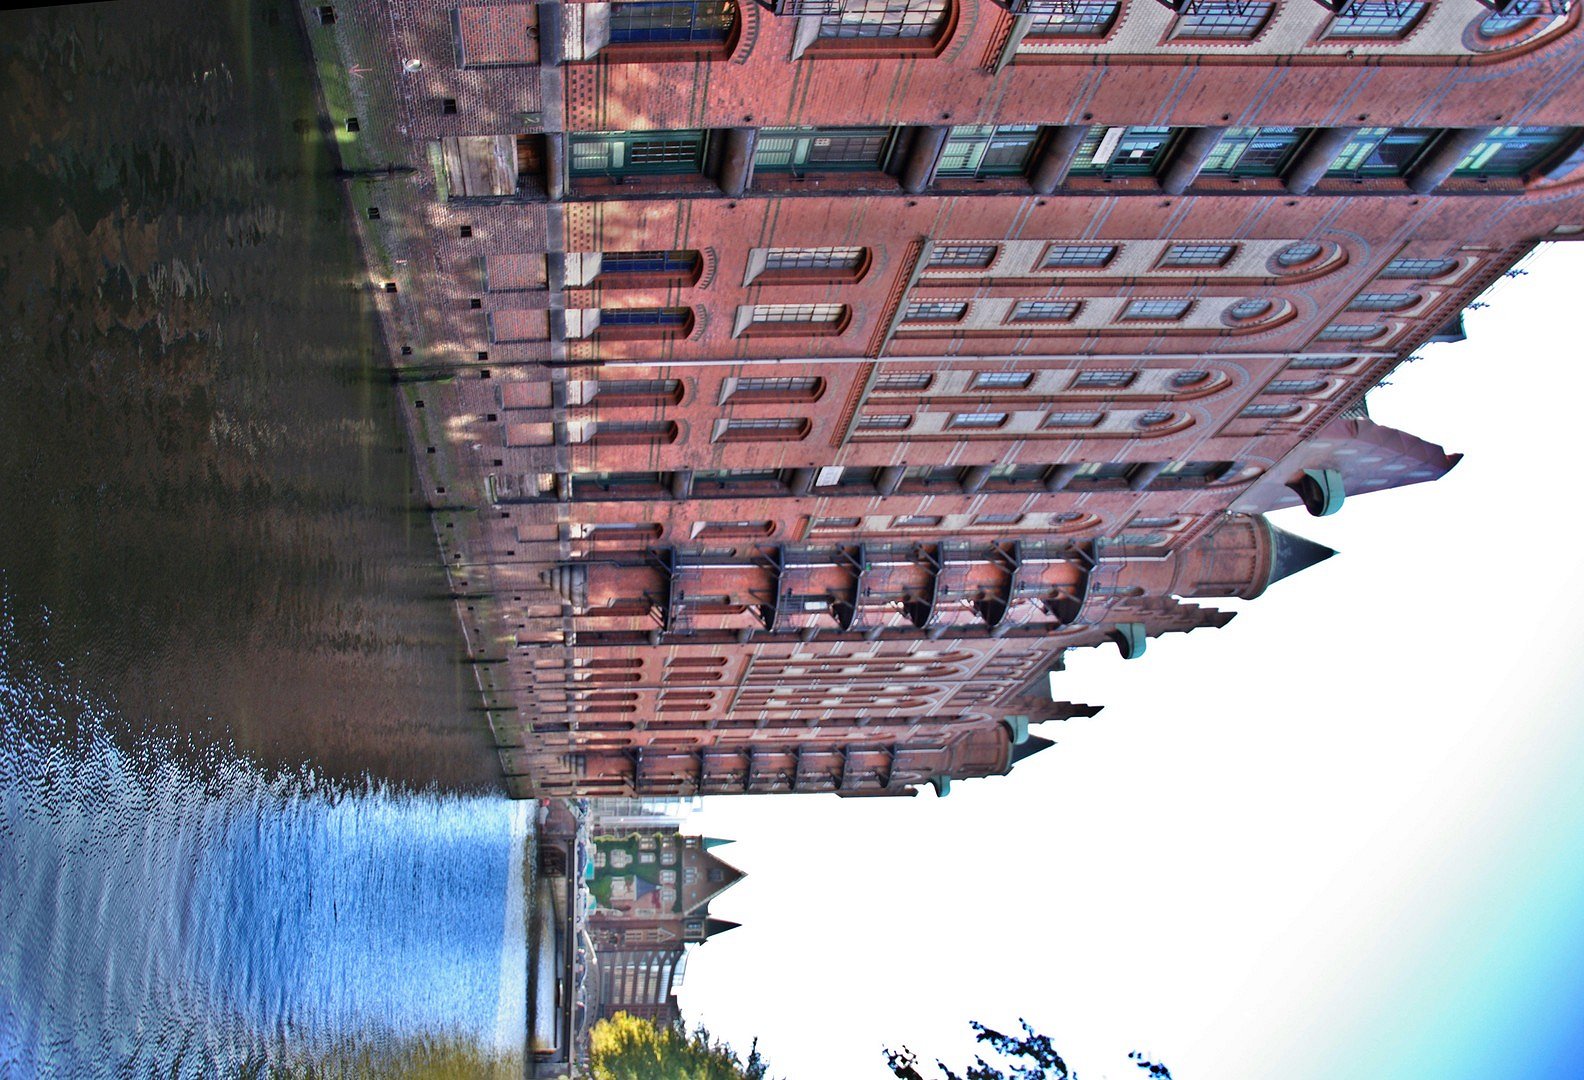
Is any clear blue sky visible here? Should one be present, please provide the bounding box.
[679,242,1584,1079]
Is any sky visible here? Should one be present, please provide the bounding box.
[676,241,1584,1079]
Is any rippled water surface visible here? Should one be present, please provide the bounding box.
[0,0,499,788]
[0,1,526,1073]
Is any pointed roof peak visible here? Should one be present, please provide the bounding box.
[1265,522,1336,589]
[1010,733,1055,766]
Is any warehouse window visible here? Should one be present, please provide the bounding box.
[817,0,949,39]
[716,417,811,442]
[928,244,998,269]
[972,371,1034,389]
[1041,244,1118,269]
[1317,323,1384,340]
[1173,1,1273,39]
[1072,370,1134,388]
[1045,411,1104,428]
[589,421,680,445]
[1454,127,1575,176]
[754,127,895,173]
[1026,0,1119,36]
[937,126,1042,178]
[1325,128,1436,178]
[570,130,707,177]
[1159,243,1236,269]
[753,246,869,283]
[596,250,701,285]
[607,1,736,44]
[949,411,1009,428]
[1379,257,1456,279]
[857,414,913,430]
[594,379,684,404]
[1227,298,1273,321]
[1121,298,1192,320]
[598,307,693,336]
[1201,128,1304,176]
[1010,300,1081,322]
[764,246,865,272]
[874,371,934,392]
[1324,0,1427,39]
[1240,402,1302,419]
[739,303,849,336]
[729,376,826,402]
[1275,242,1324,268]
[904,301,968,322]
[1347,291,1419,311]
[1070,127,1177,177]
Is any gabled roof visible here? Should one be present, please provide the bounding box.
[683,849,747,916]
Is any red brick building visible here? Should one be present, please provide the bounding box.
[309,0,1584,798]
[585,829,744,1027]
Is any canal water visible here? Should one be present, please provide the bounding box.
[0,1,527,1074]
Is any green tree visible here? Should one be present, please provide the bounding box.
[586,1012,772,1080]
[884,1020,1172,1080]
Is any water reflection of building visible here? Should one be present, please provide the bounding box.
[304,0,1584,800]
[585,830,744,1028]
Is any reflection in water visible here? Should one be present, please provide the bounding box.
[0,613,530,1078]
[0,0,499,788]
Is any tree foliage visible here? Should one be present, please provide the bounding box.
[586,1012,772,1080]
[884,1019,1172,1080]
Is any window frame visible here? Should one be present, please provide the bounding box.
[737,303,851,338]
[1120,298,1194,322]
[594,250,703,288]
[936,125,1043,179]
[727,376,828,404]
[971,371,1036,390]
[1322,0,1429,40]
[1025,0,1120,38]
[1171,1,1275,40]
[874,371,934,393]
[1040,243,1120,270]
[1379,257,1458,280]
[754,127,897,175]
[1070,126,1179,178]
[927,243,999,269]
[1009,300,1082,323]
[903,300,970,324]
[1454,126,1576,178]
[569,129,709,178]
[751,246,871,284]
[1158,243,1238,270]
[1200,127,1305,178]
[604,0,739,53]
[948,411,1010,430]
[715,417,813,443]
[808,0,956,55]
[1325,127,1437,179]
[594,306,695,339]
[1071,369,1136,390]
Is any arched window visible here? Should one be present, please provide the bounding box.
[1347,291,1420,312]
[1317,323,1385,341]
[1276,242,1322,267]
[817,0,948,40]
[1240,402,1302,419]
[1027,0,1119,37]
[1228,299,1274,321]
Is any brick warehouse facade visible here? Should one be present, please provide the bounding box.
[303,0,1584,800]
